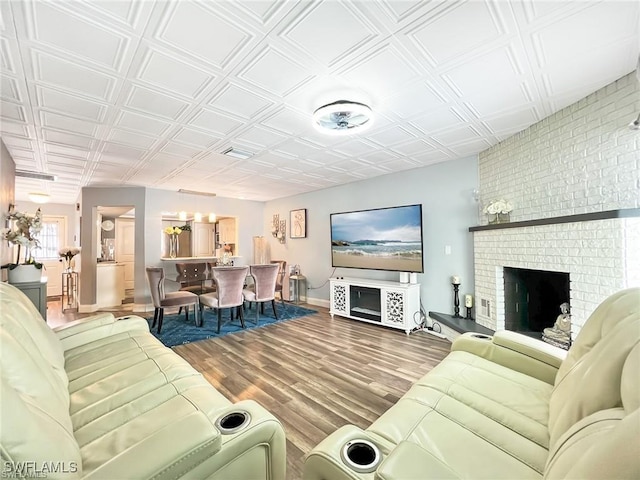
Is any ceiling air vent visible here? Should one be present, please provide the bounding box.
[15,170,57,181]
[221,147,253,160]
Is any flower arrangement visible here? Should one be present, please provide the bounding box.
[164,226,182,236]
[1,206,43,268]
[483,199,513,215]
[58,246,81,269]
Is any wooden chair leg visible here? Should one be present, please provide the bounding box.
[157,308,164,333]
[239,305,245,328]
[217,309,222,334]
[151,307,158,328]
[255,302,259,325]
[195,302,201,327]
[271,299,278,319]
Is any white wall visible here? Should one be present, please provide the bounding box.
[265,155,479,314]
[0,139,15,274]
[14,200,77,248]
[474,73,640,337]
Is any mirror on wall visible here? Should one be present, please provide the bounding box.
[161,214,237,259]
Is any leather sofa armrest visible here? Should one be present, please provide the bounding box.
[54,314,150,351]
[376,441,460,480]
[452,331,568,385]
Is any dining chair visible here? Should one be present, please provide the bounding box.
[199,266,249,334]
[175,262,215,295]
[271,260,287,307]
[243,263,280,325]
[145,267,200,334]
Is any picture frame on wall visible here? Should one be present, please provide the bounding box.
[290,208,307,238]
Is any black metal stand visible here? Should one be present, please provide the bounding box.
[452,283,461,318]
[465,306,473,320]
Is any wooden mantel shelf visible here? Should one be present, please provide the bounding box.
[469,208,640,232]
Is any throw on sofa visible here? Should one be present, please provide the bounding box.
[303,288,640,479]
[0,282,286,479]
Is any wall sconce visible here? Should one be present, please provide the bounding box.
[194,212,202,222]
[271,214,279,238]
[179,211,187,221]
[209,213,216,223]
[277,220,286,244]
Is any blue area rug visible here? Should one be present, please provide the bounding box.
[147,303,316,347]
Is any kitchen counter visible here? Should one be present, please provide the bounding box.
[96,262,125,307]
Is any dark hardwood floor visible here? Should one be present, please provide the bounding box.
[47,299,452,480]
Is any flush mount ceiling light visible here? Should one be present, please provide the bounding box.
[313,100,374,135]
[28,192,50,204]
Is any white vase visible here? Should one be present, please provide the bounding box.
[8,264,43,284]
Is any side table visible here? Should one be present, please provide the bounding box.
[12,277,48,321]
[62,271,79,312]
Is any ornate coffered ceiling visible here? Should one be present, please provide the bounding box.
[1,0,638,203]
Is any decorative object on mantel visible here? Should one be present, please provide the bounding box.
[483,199,513,224]
[271,214,279,238]
[451,275,462,318]
[58,246,81,272]
[271,215,286,244]
[464,294,474,320]
[164,226,182,258]
[542,302,572,350]
[2,205,44,284]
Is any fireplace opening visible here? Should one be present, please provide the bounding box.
[504,267,570,337]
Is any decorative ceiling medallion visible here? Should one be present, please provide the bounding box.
[313,100,374,135]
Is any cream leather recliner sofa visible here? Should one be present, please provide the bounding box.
[303,288,640,479]
[0,282,286,479]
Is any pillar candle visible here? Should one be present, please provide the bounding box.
[451,275,460,285]
[464,294,473,308]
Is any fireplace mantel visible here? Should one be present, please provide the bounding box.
[469,208,640,232]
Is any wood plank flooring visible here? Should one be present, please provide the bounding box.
[47,299,451,480]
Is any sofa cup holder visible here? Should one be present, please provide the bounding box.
[341,439,381,474]
[471,333,492,340]
[215,411,251,434]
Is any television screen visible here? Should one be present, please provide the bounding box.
[330,204,424,273]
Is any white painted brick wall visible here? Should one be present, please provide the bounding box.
[474,73,640,336]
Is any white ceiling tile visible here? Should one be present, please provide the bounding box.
[1,135,32,150]
[161,142,201,157]
[208,84,273,119]
[365,125,416,147]
[86,0,142,28]
[449,138,493,156]
[171,128,219,148]
[188,109,243,136]
[114,110,171,136]
[432,125,481,145]
[42,129,95,149]
[274,139,322,158]
[0,37,17,74]
[410,150,451,165]
[157,2,252,68]
[40,111,98,136]
[137,49,214,98]
[101,142,145,159]
[107,129,157,149]
[44,143,90,159]
[261,107,311,135]
[483,108,539,134]
[282,2,376,66]
[34,51,116,101]
[31,2,127,69]
[235,126,287,149]
[0,101,26,122]
[342,45,420,95]
[385,82,447,118]
[36,86,107,121]
[409,2,504,65]
[332,139,378,156]
[410,106,466,133]
[0,120,29,137]
[391,139,436,156]
[126,85,190,119]
[239,46,314,96]
[1,76,22,102]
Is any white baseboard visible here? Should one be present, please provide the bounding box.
[133,303,153,313]
[306,296,329,309]
[78,303,98,313]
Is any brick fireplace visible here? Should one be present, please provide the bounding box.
[472,73,639,340]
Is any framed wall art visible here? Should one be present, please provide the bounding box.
[290,208,307,238]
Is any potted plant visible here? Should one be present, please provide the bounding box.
[59,246,81,272]
[1,206,44,283]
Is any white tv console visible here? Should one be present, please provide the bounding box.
[329,277,421,335]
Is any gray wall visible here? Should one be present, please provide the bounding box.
[265,155,479,314]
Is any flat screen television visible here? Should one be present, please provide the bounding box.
[330,204,424,273]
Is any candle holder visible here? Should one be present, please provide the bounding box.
[465,306,473,320]
[452,283,461,318]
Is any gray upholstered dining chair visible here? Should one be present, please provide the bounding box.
[175,262,215,295]
[145,267,200,333]
[199,266,249,334]
[271,260,287,307]
[243,263,279,325]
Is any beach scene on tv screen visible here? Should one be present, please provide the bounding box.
[331,205,423,273]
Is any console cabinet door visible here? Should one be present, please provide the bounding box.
[330,282,349,316]
[381,288,407,328]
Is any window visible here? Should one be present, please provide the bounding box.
[33,216,66,260]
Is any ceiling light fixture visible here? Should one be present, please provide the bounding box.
[16,170,57,181]
[28,192,50,204]
[313,100,374,135]
[222,147,253,160]
[178,211,187,221]
[208,213,216,223]
[194,212,202,222]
